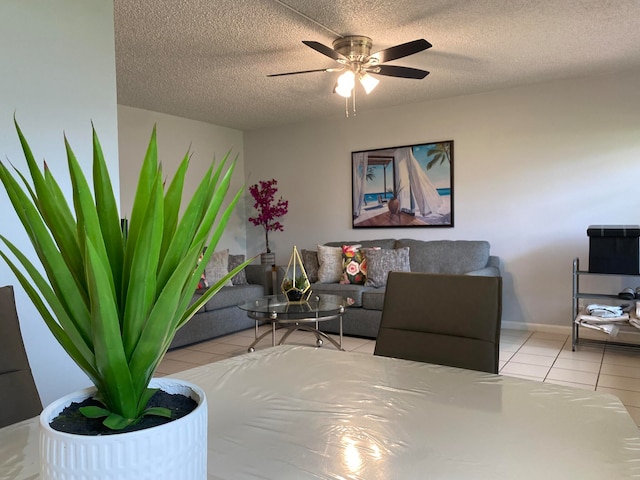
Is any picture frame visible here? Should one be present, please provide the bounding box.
[352,140,453,228]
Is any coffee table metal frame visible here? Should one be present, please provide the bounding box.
[238,294,345,352]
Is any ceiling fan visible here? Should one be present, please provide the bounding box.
[268,36,432,99]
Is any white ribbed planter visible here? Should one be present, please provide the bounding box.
[39,378,207,480]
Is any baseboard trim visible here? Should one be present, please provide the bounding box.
[502,321,572,336]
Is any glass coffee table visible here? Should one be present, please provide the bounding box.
[238,294,346,352]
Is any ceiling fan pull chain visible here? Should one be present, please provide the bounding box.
[353,86,357,116]
[345,96,349,118]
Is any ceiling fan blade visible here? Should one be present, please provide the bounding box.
[267,68,337,77]
[370,39,432,64]
[302,40,347,62]
[372,65,430,79]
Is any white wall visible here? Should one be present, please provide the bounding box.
[244,70,640,331]
[0,1,119,405]
[117,105,247,254]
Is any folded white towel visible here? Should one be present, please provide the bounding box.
[579,313,629,323]
[586,304,624,318]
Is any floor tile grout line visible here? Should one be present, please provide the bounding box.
[542,337,568,383]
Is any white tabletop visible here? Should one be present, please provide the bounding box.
[2,345,639,479]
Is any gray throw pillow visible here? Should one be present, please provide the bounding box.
[301,249,319,283]
[228,254,248,285]
[316,245,342,283]
[364,247,411,288]
[205,249,233,287]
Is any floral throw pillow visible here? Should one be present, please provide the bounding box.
[197,253,209,290]
[340,244,367,285]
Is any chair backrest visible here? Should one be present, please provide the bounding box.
[0,285,42,427]
[374,272,503,374]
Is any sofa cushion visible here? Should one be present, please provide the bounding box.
[362,289,386,311]
[301,249,319,283]
[325,239,396,250]
[228,254,248,285]
[364,247,411,288]
[202,284,264,311]
[205,249,233,286]
[317,245,343,283]
[395,239,490,274]
[310,282,366,307]
[190,293,206,314]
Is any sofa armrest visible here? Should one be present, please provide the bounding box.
[466,256,501,277]
[465,267,500,277]
[245,264,286,295]
[487,255,501,271]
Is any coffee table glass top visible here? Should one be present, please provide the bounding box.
[238,294,345,317]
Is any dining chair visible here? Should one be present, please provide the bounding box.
[0,285,42,427]
[374,272,503,374]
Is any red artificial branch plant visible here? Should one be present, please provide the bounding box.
[248,179,288,253]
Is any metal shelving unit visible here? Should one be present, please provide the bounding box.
[572,257,640,351]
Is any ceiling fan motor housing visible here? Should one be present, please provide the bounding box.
[333,36,375,65]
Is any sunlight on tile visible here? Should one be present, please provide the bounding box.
[597,374,640,392]
[543,378,595,391]
[509,352,556,367]
[546,367,598,386]
[500,362,550,378]
[552,357,601,373]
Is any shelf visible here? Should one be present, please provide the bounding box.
[575,293,630,301]
[572,257,640,352]
[576,269,640,277]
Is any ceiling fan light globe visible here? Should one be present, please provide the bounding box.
[359,73,379,94]
[337,70,355,88]
[335,83,352,98]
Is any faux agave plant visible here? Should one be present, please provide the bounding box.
[0,120,250,430]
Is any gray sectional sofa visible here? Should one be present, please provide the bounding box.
[305,239,501,338]
[169,239,500,349]
[169,264,277,349]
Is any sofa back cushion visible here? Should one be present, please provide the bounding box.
[394,239,490,274]
[324,239,396,250]
[301,249,319,283]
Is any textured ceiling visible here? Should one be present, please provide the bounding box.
[114,0,640,131]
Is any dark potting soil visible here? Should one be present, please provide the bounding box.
[49,390,198,435]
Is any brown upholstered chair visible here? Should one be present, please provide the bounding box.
[0,285,42,427]
[374,272,503,374]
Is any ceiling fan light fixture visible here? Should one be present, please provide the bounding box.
[359,73,379,94]
[334,83,352,98]
[335,70,355,97]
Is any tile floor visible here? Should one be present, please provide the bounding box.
[159,326,640,427]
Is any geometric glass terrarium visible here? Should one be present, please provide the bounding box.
[281,245,312,303]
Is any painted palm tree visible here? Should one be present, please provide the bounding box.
[424,142,451,171]
[366,166,376,181]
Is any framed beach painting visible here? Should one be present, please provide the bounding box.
[351,140,453,228]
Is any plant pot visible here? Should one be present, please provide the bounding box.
[261,252,276,266]
[388,197,400,215]
[39,378,207,480]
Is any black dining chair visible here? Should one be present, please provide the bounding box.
[0,285,42,427]
[374,272,503,374]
